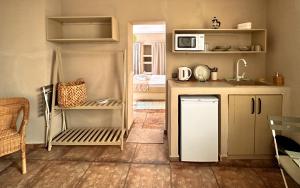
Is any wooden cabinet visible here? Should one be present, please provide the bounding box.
[172,29,267,54]
[254,95,282,154]
[228,95,282,156]
[47,16,119,42]
[228,95,255,155]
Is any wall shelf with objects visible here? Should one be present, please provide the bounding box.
[47,16,119,42]
[172,29,267,54]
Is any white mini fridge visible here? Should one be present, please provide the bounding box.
[180,96,219,162]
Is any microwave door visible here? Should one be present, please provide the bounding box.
[178,37,196,49]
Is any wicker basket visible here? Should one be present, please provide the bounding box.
[57,79,87,107]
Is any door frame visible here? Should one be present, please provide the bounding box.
[127,21,167,133]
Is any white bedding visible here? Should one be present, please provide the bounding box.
[133,74,166,85]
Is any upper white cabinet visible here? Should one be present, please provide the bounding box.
[172,29,267,54]
[47,16,119,42]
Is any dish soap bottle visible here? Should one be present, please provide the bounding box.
[273,72,284,86]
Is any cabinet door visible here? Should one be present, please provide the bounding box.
[228,95,256,155]
[255,95,282,155]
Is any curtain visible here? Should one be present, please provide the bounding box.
[152,42,166,75]
[133,42,141,74]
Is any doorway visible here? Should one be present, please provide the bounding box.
[127,22,166,144]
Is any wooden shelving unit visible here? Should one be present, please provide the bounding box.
[47,48,126,151]
[51,128,123,146]
[172,29,267,54]
[47,16,119,42]
[53,100,123,110]
[142,44,153,74]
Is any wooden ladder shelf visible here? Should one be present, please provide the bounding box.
[47,48,127,151]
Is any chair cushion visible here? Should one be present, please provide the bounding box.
[279,155,300,185]
[0,129,21,157]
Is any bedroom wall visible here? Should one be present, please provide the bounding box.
[266,0,300,143]
[0,0,61,143]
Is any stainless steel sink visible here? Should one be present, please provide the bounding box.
[226,79,272,86]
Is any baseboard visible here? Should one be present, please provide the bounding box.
[224,155,274,160]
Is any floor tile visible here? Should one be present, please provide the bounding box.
[0,159,13,173]
[143,112,165,129]
[212,166,265,188]
[218,159,277,168]
[27,146,70,160]
[95,143,137,163]
[284,172,300,188]
[131,122,143,129]
[171,164,219,188]
[133,111,147,123]
[61,146,100,161]
[133,143,169,164]
[2,145,38,160]
[253,168,285,188]
[0,160,47,187]
[125,164,170,188]
[170,161,217,167]
[143,122,165,129]
[134,109,165,113]
[2,150,22,160]
[144,112,165,124]
[254,168,300,188]
[77,162,129,188]
[29,160,89,188]
[126,128,164,144]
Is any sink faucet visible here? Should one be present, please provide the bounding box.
[236,58,247,81]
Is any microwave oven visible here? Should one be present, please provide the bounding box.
[175,34,205,51]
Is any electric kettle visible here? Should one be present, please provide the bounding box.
[178,67,192,81]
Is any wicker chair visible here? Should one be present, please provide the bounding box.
[0,98,29,174]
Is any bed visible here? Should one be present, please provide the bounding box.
[133,74,166,101]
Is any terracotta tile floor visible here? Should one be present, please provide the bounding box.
[0,110,299,188]
[133,109,166,130]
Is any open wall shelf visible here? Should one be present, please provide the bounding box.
[172,29,267,54]
[47,16,119,42]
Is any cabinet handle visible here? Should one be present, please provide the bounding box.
[258,98,262,114]
[251,98,255,114]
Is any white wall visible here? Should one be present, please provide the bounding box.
[0,0,271,143]
[0,0,61,143]
[61,0,268,80]
[266,0,300,142]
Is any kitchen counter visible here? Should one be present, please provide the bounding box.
[167,79,290,160]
